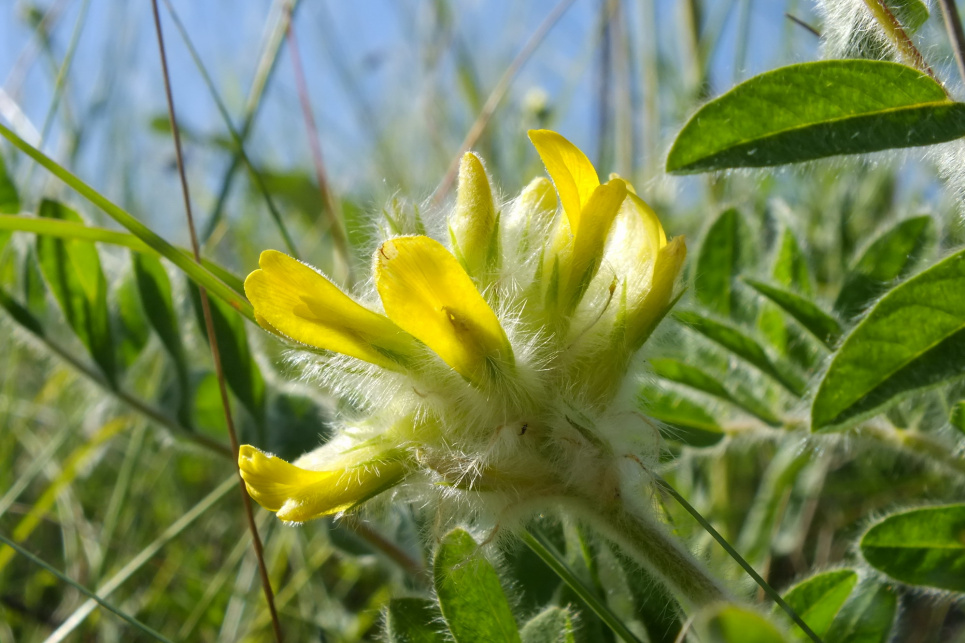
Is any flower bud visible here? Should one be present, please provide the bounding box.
[450,152,498,280]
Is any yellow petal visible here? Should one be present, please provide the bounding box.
[238,445,405,522]
[528,129,599,235]
[603,193,667,300]
[450,152,497,277]
[503,176,558,255]
[628,235,686,349]
[375,236,514,380]
[563,178,628,312]
[245,250,418,370]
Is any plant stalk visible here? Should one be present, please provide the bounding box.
[568,496,729,609]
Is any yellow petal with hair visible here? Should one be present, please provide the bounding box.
[375,236,513,380]
[238,445,406,522]
[245,250,418,370]
[604,192,667,299]
[627,235,686,349]
[563,178,628,311]
[528,129,599,235]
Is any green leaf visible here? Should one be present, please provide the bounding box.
[674,311,805,396]
[0,122,254,322]
[115,272,150,369]
[812,248,965,431]
[694,208,756,320]
[520,607,575,643]
[385,598,447,643]
[666,60,965,173]
[36,200,116,385]
[0,284,45,337]
[736,445,814,566]
[639,382,725,447]
[650,358,780,425]
[135,254,183,366]
[192,372,228,436]
[0,153,19,214]
[433,529,521,643]
[190,286,266,427]
[744,278,842,349]
[697,604,789,643]
[888,0,930,33]
[772,227,812,295]
[860,504,965,592]
[834,216,934,320]
[135,254,191,424]
[823,579,898,643]
[779,569,858,640]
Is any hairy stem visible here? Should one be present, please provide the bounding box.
[862,0,942,88]
[568,496,729,609]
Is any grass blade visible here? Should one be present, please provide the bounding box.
[521,529,644,643]
[0,533,174,643]
[0,122,254,322]
[43,476,235,642]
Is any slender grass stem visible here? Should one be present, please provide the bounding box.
[285,13,352,283]
[938,0,965,87]
[158,0,300,261]
[19,0,89,193]
[430,0,578,205]
[44,476,236,642]
[0,214,246,295]
[0,284,231,456]
[201,0,299,247]
[2,0,70,96]
[654,475,823,643]
[522,529,645,643]
[0,533,174,643]
[149,4,282,640]
[0,123,255,322]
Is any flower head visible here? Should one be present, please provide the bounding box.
[239,130,686,530]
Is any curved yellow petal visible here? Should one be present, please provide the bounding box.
[603,193,667,300]
[245,250,418,370]
[450,152,497,278]
[528,129,599,235]
[562,178,628,312]
[239,445,406,522]
[375,236,514,380]
[628,235,686,349]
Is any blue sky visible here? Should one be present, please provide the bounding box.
[0,0,821,240]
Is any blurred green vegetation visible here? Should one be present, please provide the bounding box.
[1,0,965,641]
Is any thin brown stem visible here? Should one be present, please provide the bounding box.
[430,0,578,205]
[149,3,283,641]
[939,0,965,87]
[784,12,820,38]
[286,9,353,284]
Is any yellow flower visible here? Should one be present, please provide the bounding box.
[238,130,685,525]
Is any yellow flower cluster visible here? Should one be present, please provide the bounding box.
[239,130,685,527]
